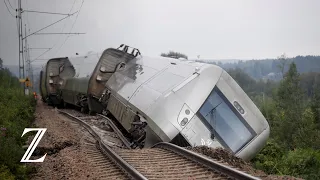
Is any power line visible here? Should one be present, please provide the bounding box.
[54,0,84,56]
[31,49,51,62]
[22,10,74,16]
[25,0,31,32]
[3,0,15,17]
[22,11,78,40]
[47,0,77,56]
[26,0,76,63]
[26,0,82,63]
[16,1,82,94]
[69,0,84,34]
[29,0,78,60]
[30,59,48,62]
[28,48,52,50]
[30,59,48,60]
[34,32,85,35]
[6,0,14,10]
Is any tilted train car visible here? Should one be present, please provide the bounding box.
[89,45,270,160]
[60,77,90,111]
[87,46,138,114]
[60,52,102,113]
[60,48,136,114]
[39,57,75,105]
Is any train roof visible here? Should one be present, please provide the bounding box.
[68,52,103,78]
[126,54,220,79]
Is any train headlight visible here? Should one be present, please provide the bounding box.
[177,104,194,127]
[180,118,188,126]
[49,79,53,84]
[49,72,54,77]
[59,80,63,85]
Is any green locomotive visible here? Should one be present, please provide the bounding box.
[39,57,75,106]
[61,77,90,112]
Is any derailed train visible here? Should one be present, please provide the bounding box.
[40,44,270,160]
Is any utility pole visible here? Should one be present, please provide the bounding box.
[31,65,34,92]
[17,0,26,94]
[24,24,31,95]
[16,2,85,95]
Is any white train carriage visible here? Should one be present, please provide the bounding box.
[96,46,270,160]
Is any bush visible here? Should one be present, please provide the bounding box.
[252,140,320,180]
[0,68,36,179]
[252,140,285,174]
[280,149,320,180]
[0,165,15,180]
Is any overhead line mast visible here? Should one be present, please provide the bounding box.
[17,0,24,91]
[16,0,85,94]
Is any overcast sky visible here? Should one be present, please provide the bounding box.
[1,0,320,65]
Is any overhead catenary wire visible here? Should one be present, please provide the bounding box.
[30,0,78,59]
[28,48,52,50]
[53,0,84,56]
[13,0,84,93]
[3,0,15,17]
[22,11,78,40]
[22,0,84,69]
[68,0,84,37]
[34,32,85,35]
[6,0,14,10]
[22,10,74,16]
[30,48,51,62]
[25,0,31,32]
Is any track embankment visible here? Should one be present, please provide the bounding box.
[29,101,126,180]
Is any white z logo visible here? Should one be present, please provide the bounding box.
[20,128,47,163]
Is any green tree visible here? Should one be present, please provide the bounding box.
[274,62,304,149]
[160,51,188,59]
[277,53,288,78]
[311,74,320,127]
[292,108,320,149]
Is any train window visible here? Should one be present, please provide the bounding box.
[198,87,255,153]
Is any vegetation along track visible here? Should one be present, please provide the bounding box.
[58,109,260,180]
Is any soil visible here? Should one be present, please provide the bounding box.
[186,146,303,180]
[28,100,101,180]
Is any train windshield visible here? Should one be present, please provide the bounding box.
[198,87,255,153]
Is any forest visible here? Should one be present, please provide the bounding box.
[227,62,320,179]
[0,59,36,179]
[209,55,320,81]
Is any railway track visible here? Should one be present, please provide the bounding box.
[64,115,129,179]
[58,109,261,180]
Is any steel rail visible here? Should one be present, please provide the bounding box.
[152,142,261,180]
[97,114,133,148]
[57,110,147,180]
